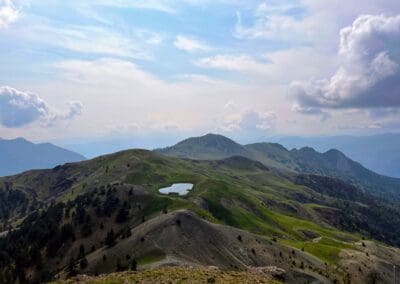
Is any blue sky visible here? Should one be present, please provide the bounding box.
[1,0,400,150]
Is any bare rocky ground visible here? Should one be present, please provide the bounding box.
[339,240,400,284]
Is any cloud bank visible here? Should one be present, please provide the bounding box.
[291,14,400,110]
[0,86,82,128]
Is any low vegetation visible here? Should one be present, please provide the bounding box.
[52,266,279,284]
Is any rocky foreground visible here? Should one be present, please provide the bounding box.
[52,266,282,284]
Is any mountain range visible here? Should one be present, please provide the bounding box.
[0,134,399,283]
[157,133,400,202]
[0,138,86,177]
[62,133,400,179]
[273,133,400,178]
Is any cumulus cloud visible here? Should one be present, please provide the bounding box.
[220,109,276,132]
[0,0,19,29]
[174,35,211,53]
[60,101,83,120]
[241,110,277,130]
[0,86,83,128]
[290,14,400,110]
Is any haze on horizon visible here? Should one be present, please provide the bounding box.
[1,0,400,147]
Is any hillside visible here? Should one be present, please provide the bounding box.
[157,134,400,201]
[0,149,399,283]
[0,138,86,177]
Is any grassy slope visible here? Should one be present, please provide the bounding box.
[157,134,400,201]
[1,149,399,283]
[2,150,359,263]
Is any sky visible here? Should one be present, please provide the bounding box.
[1,0,400,150]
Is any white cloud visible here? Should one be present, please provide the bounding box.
[173,74,227,85]
[233,1,307,42]
[54,58,166,88]
[90,0,178,13]
[195,54,267,74]
[290,14,400,110]
[76,4,112,25]
[195,49,336,84]
[0,86,82,128]
[174,35,211,53]
[219,109,277,132]
[91,0,242,14]
[0,0,19,29]
[19,23,162,59]
[63,101,83,120]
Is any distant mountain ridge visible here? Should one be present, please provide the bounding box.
[0,137,86,176]
[273,133,400,178]
[156,133,400,201]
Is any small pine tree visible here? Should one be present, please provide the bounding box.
[105,229,116,247]
[115,207,129,223]
[78,244,85,259]
[131,258,137,271]
[116,259,124,272]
